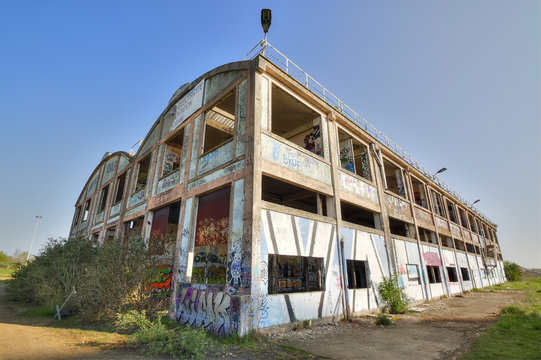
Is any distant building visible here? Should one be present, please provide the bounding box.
[69,42,506,335]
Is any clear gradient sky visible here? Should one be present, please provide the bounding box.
[0,1,539,267]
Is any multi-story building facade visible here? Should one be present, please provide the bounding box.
[69,42,506,336]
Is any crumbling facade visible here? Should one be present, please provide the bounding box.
[69,44,506,335]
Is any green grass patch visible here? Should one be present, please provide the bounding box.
[0,267,13,279]
[460,277,541,360]
[17,305,57,318]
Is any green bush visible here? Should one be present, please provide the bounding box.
[375,312,392,326]
[501,305,525,316]
[378,275,409,314]
[504,262,522,282]
[117,310,212,359]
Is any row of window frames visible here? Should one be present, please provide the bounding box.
[426,265,472,284]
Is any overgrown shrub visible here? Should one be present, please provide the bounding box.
[6,236,167,324]
[116,310,212,359]
[504,261,522,282]
[378,275,409,314]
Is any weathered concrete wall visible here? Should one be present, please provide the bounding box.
[258,209,342,328]
[341,227,391,313]
[421,244,446,298]
[393,238,425,301]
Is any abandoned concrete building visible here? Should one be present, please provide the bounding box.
[69,42,506,336]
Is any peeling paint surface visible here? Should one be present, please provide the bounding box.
[338,170,379,206]
[198,141,234,175]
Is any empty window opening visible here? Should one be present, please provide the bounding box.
[418,227,438,244]
[262,175,327,216]
[430,190,446,218]
[337,129,371,181]
[383,159,406,198]
[476,219,485,237]
[411,176,428,209]
[441,235,454,248]
[483,224,492,240]
[268,254,324,294]
[427,265,442,283]
[193,187,230,285]
[135,156,151,193]
[92,232,99,244]
[346,260,369,289]
[114,173,127,204]
[447,267,458,282]
[124,216,144,241]
[341,201,377,229]
[82,199,91,222]
[98,185,110,214]
[162,130,184,177]
[446,200,458,224]
[454,239,465,251]
[466,243,475,253]
[105,227,116,242]
[203,90,235,154]
[475,246,480,255]
[73,206,82,226]
[149,201,181,256]
[458,207,468,229]
[389,217,410,237]
[271,84,322,157]
[468,214,478,233]
[460,267,470,281]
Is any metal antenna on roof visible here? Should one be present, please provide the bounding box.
[261,9,271,55]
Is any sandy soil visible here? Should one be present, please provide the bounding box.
[0,282,524,360]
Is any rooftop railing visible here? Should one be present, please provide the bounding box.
[246,40,493,225]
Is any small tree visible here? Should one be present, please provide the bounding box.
[504,261,521,282]
[378,275,409,314]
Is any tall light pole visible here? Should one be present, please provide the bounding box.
[27,215,44,262]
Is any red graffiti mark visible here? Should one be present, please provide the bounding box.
[423,252,441,266]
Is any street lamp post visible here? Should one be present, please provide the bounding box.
[27,215,44,262]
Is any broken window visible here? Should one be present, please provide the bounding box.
[458,207,468,229]
[426,265,442,283]
[389,217,410,237]
[105,227,116,242]
[441,235,454,248]
[92,232,99,243]
[418,227,438,244]
[430,190,446,218]
[475,245,480,255]
[466,243,475,253]
[192,187,230,285]
[346,260,369,289]
[268,254,324,294]
[337,129,371,181]
[262,175,327,216]
[447,267,458,282]
[124,216,144,241]
[454,239,465,251]
[203,90,235,154]
[114,172,126,204]
[271,84,323,157]
[82,199,91,222]
[135,156,151,192]
[446,199,458,224]
[460,267,470,281]
[73,206,82,226]
[411,176,428,209]
[383,159,406,198]
[341,201,378,229]
[149,202,180,256]
[468,214,478,233]
[97,185,110,214]
[162,130,183,177]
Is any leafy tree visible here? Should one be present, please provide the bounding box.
[504,261,522,282]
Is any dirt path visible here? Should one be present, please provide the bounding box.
[276,291,524,360]
[0,283,153,360]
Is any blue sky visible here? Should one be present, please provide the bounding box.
[0,1,539,267]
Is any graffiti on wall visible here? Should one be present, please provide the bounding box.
[303,125,322,156]
[176,286,234,335]
[338,170,380,206]
[423,251,441,266]
[385,193,412,222]
[143,265,172,296]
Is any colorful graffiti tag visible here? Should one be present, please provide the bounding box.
[176,286,234,335]
[143,265,172,295]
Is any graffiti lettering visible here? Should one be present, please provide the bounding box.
[143,265,172,295]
